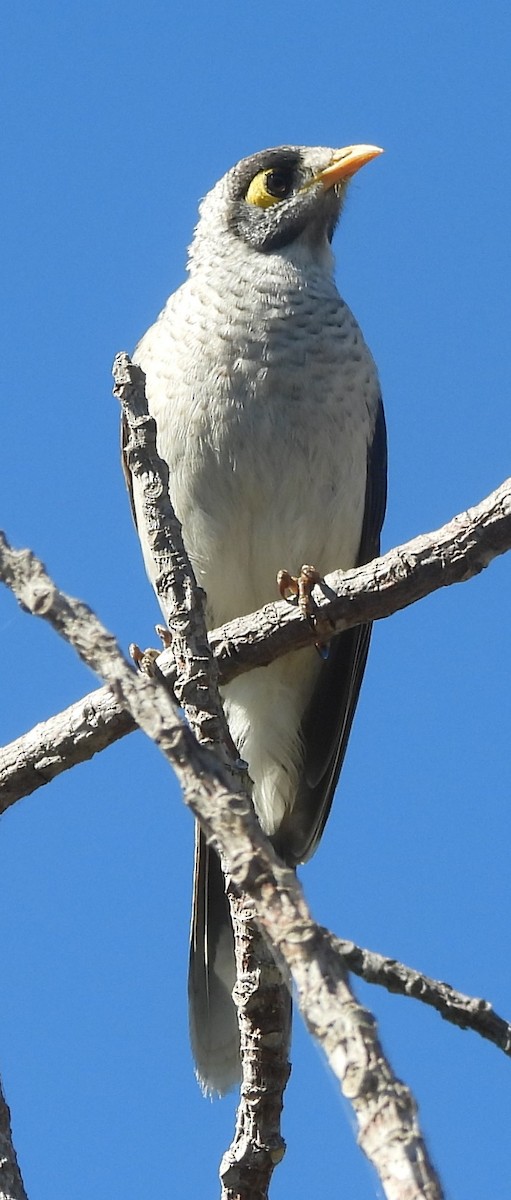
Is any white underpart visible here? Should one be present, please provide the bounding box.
[132,202,380,836]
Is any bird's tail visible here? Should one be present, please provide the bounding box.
[188,825,240,1095]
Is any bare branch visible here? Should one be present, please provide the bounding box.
[220,891,291,1200]
[0,533,445,1198]
[334,938,511,1056]
[1,473,510,813]
[0,685,135,814]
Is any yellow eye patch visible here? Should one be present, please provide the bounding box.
[245,167,294,208]
[245,170,282,208]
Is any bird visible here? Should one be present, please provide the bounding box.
[124,143,387,1096]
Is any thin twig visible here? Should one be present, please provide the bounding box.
[334,937,511,1055]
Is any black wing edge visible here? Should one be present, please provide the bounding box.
[276,398,388,867]
[188,827,240,1094]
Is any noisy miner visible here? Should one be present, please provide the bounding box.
[124,143,387,1095]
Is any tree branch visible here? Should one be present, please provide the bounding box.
[221,888,291,1199]
[1,474,510,813]
[334,938,511,1056]
[117,352,290,1199]
[0,684,136,813]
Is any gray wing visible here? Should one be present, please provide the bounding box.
[276,398,387,867]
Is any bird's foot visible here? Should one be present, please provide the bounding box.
[277,564,322,620]
[129,643,160,675]
[129,625,172,675]
[277,564,332,656]
[155,623,172,649]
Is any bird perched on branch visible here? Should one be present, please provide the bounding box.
[125,143,387,1095]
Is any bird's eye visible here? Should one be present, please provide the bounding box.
[265,169,292,198]
[245,166,294,209]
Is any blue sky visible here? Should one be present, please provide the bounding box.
[1,2,510,1196]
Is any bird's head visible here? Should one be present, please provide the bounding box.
[188,144,383,274]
